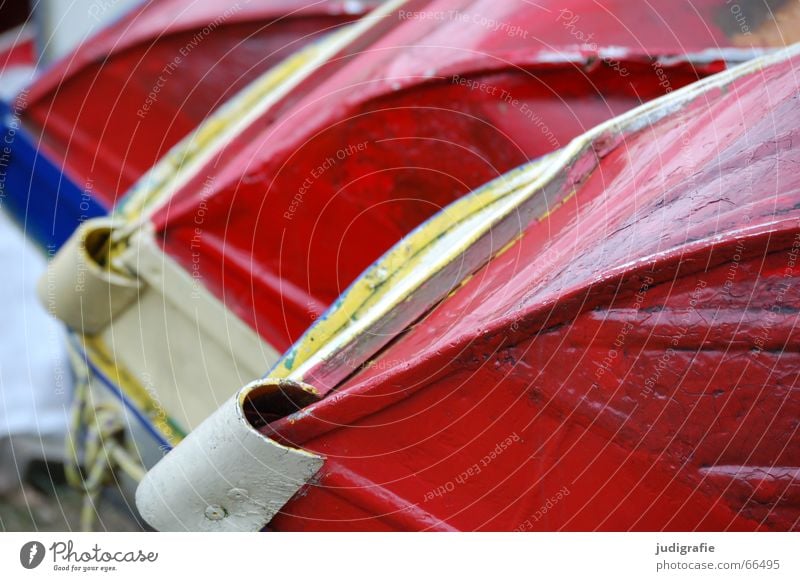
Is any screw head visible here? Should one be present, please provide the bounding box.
[204,505,227,521]
[227,488,248,501]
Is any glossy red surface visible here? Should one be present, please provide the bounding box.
[20,0,373,205]
[153,0,787,352]
[264,49,800,531]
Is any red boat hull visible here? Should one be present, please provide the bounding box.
[263,46,800,531]
[20,0,374,205]
[151,0,792,354]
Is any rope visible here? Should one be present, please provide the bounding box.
[64,341,146,531]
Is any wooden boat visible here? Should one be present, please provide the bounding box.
[139,41,800,531]
[140,0,788,355]
[2,0,375,247]
[39,0,800,529]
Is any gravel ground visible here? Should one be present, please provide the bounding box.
[0,458,144,532]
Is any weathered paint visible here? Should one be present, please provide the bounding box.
[271,161,549,391]
[39,3,397,461]
[151,0,794,355]
[58,0,798,530]
[136,378,323,532]
[37,217,142,334]
[114,2,401,226]
[19,0,376,206]
[75,335,187,448]
[259,43,800,531]
[54,0,771,470]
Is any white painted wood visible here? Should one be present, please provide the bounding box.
[40,221,280,436]
[37,217,142,335]
[135,378,324,532]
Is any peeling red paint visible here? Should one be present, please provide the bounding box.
[263,47,800,531]
[153,0,790,354]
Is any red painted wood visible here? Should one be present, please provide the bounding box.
[153,0,787,352]
[19,0,374,206]
[264,49,800,531]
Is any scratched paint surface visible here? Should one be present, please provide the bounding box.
[19,0,374,205]
[263,48,800,531]
[151,0,792,353]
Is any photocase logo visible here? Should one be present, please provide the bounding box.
[19,541,46,569]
